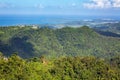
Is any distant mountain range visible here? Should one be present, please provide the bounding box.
[51,19,120,37]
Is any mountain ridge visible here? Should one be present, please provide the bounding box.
[0,26,120,59]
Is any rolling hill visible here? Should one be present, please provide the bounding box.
[0,26,120,59]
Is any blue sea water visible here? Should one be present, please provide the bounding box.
[0,15,120,26]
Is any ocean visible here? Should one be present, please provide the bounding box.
[0,15,120,26]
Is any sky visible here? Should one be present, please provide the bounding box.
[0,0,120,16]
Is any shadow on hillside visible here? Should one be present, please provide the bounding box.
[95,30,120,37]
[10,36,35,58]
[0,40,14,56]
[0,36,35,58]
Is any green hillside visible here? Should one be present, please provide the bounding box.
[0,54,120,80]
[0,26,120,58]
[94,22,120,35]
[0,26,120,80]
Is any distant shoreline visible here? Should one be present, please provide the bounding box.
[0,15,120,26]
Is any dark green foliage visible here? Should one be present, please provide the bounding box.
[95,30,120,37]
[0,26,120,59]
[0,26,120,79]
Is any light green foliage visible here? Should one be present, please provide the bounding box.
[50,56,120,80]
[0,54,120,80]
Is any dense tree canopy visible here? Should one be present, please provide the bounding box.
[0,26,120,59]
[0,54,120,80]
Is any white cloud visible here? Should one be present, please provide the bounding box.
[83,0,120,9]
[83,0,111,9]
[113,0,120,8]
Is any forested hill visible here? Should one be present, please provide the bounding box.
[0,26,120,58]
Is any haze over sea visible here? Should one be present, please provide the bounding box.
[0,15,120,26]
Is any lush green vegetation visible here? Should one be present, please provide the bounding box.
[0,26,120,59]
[0,53,120,80]
[0,26,120,79]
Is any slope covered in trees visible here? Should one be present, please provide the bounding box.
[0,26,120,79]
[0,26,120,59]
[0,54,120,80]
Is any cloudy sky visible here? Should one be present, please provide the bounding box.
[0,0,120,16]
